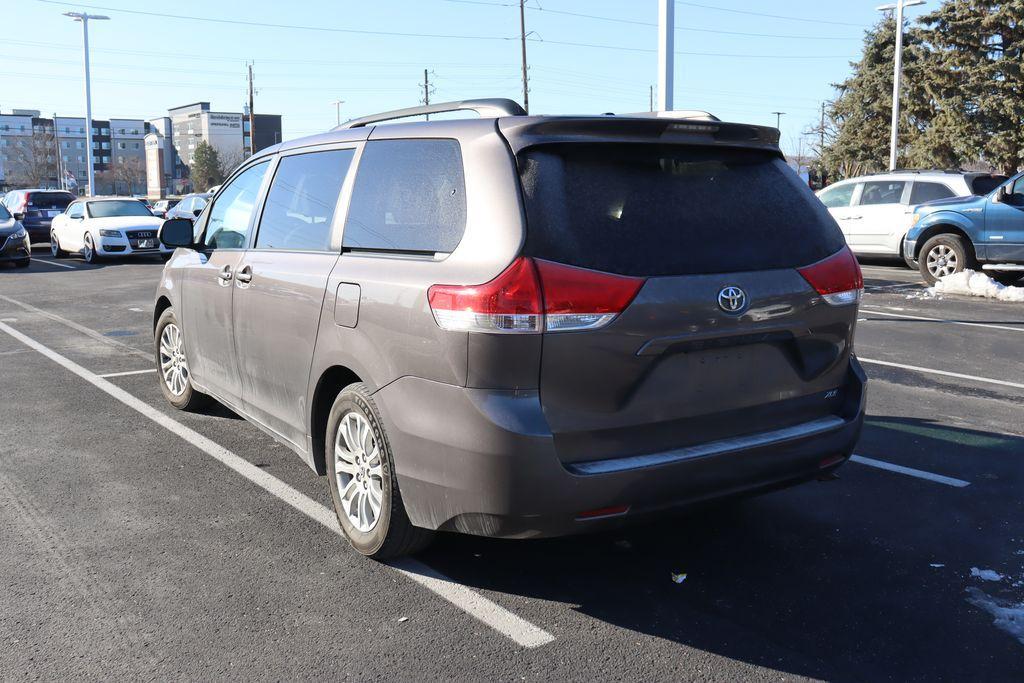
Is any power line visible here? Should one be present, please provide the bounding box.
[674,1,865,27]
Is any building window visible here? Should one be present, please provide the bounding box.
[118,142,126,149]
[102,128,110,135]
[133,142,140,150]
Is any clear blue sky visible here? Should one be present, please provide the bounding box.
[5,0,933,153]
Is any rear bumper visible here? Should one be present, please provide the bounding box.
[374,358,867,538]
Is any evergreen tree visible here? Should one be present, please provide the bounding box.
[189,140,223,191]
[917,0,1024,174]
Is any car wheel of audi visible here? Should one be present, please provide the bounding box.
[326,382,432,559]
[82,233,100,264]
[155,308,210,411]
[50,230,68,258]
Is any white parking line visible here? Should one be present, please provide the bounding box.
[98,368,156,378]
[858,357,1024,390]
[0,320,554,650]
[864,282,918,290]
[33,258,77,270]
[850,455,970,488]
[0,294,150,360]
[860,308,1024,334]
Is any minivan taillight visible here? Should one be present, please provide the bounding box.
[428,257,646,333]
[797,246,863,306]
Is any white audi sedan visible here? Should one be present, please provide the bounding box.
[50,197,169,263]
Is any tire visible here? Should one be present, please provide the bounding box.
[918,234,976,286]
[991,271,1024,286]
[326,382,432,559]
[50,230,68,258]
[154,308,210,411]
[82,233,101,264]
[15,259,30,268]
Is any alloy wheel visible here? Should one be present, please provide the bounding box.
[926,244,958,279]
[334,412,384,533]
[83,235,94,262]
[50,232,59,256]
[159,323,190,396]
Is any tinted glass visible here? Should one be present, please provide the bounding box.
[859,181,906,206]
[909,182,955,205]
[204,161,270,249]
[518,144,845,277]
[67,203,84,219]
[972,175,1009,195]
[28,192,74,210]
[0,203,10,220]
[344,139,466,253]
[87,200,152,218]
[819,184,855,208]
[257,149,354,250]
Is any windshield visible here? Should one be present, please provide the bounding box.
[0,204,11,220]
[518,143,845,277]
[87,200,153,218]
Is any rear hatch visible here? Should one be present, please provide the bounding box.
[510,134,860,465]
[24,191,74,225]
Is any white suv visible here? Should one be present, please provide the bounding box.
[816,171,1007,262]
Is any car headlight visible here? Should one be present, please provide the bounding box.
[99,229,122,238]
[12,228,26,239]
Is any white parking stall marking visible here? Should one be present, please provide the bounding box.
[32,258,78,270]
[0,320,555,650]
[850,455,971,488]
[860,308,1024,334]
[98,368,156,378]
[0,294,150,360]
[864,282,919,291]
[858,358,1024,391]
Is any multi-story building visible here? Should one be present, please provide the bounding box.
[0,109,148,194]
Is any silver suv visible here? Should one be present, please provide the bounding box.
[154,99,867,559]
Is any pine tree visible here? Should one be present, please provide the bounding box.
[189,140,223,191]
[917,0,1024,174]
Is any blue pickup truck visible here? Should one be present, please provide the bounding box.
[905,171,1024,285]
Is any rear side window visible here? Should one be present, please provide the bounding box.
[909,182,956,204]
[819,183,855,208]
[517,144,845,277]
[256,149,354,251]
[971,175,1009,195]
[859,181,906,206]
[343,139,466,253]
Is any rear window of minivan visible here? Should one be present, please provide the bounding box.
[517,144,845,277]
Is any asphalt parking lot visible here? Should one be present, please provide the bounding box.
[1,250,1022,681]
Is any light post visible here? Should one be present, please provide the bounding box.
[63,11,109,197]
[657,0,674,111]
[331,100,345,127]
[877,0,925,171]
[772,111,786,130]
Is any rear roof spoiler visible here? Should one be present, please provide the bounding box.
[334,98,526,130]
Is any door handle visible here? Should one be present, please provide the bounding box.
[217,265,233,282]
[236,264,253,284]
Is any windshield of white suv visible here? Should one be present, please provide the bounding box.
[87,200,153,218]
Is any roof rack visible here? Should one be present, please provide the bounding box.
[890,168,966,174]
[334,98,526,130]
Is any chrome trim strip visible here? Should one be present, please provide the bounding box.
[566,416,847,476]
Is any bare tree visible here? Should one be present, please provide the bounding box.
[5,132,59,187]
[111,156,146,195]
[218,148,246,180]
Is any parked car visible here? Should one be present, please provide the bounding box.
[0,202,30,268]
[165,193,211,222]
[154,99,866,559]
[50,197,168,264]
[905,171,1024,285]
[816,170,1008,263]
[151,198,181,219]
[1,189,76,244]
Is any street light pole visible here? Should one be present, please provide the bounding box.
[772,111,786,130]
[657,0,674,111]
[331,100,345,127]
[877,0,925,171]
[63,11,109,197]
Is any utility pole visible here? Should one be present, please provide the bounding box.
[649,85,654,113]
[878,0,926,171]
[820,102,826,157]
[657,0,674,111]
[519,0,529,114]
[247,62,256,157]
[63,11,109,197]
[331,99,345,127]
[772,111,786,130]
[52,113,64,191]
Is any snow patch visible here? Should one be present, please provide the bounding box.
[966,588,1024,645]
[932,270,1024,302]
[971,567,1006,582]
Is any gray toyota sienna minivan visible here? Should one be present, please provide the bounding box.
[155,99,866,559]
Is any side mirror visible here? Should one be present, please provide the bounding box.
[192,208,202,218]
[159,218,195,248]
[13,212,24,222]
[995,186,1010,203]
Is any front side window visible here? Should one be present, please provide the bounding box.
[256,149,354,251]
[909,182,956,205]
[343,139,466,253]
[204,161,270,250]
[819,183,855,208]
[67,203,84,219]
[859,181,906,206]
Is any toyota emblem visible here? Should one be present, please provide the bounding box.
[717,286,747,314]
